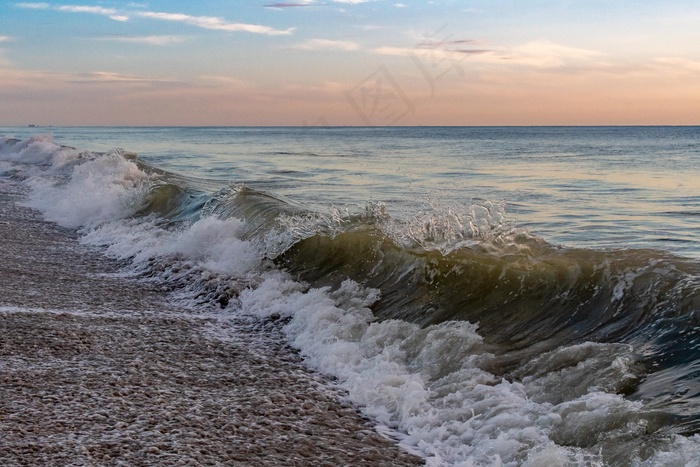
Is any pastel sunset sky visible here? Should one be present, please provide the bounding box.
[1,1,700,126]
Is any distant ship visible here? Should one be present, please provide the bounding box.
[28,124,37,127]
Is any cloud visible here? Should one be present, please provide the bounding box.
[196,75,256,90]
[506,40,604,68]
[68,71,180,86]
[417,39,478,48]
[374,42,492,58]
[0,36,13,67]
[98,35,187,46]
[14,2,50,9]
[372,38,609,83]
[375,39,603,70]
[135,11,294,35]
[15,3,128,21]
[265,0,371,7]
[0,68,175,93]
[265,2,314,8]
[372,45,413,57]
[15,3,293,35]
[56,5,129,21]
[292,38,360,51]
[70,71,165,84]
[653,57,700,73]
[356,24,383,31]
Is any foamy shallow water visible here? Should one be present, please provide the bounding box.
[2,131,700,466]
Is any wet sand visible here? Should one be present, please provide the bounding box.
[0,178,424,466]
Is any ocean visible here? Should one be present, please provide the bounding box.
[1,126,699,466]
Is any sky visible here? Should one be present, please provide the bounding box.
[1,0,700,126]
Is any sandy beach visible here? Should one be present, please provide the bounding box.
[0,178,423,466]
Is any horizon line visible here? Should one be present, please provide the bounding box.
[4,124,700,129]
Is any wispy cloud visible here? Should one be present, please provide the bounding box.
[15,3,293,35]
[265,0,371,7]
[265,2,314,8]
[653,57,700,73]
[196,75,256,90]
[134,11,294,35]
[375,39,604,70]
[69,71,175,85]
[356,24,383,31]
[417,39,479,49]
[56,5,129,21]
[15,3,128,21]
[505,40,604,68]
[6,67,199,100]
[374,43,491,58]
[98,35,187,46]
[0,68,169,91]
[14,2,50,9]
[372,45,413,57]
[292,38,360,51]
[0,36,13,67]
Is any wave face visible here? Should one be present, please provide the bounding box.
[2,132,700,466]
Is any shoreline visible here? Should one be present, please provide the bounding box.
[0,178,423,466]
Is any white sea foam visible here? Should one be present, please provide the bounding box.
[83,216,260,280]
[23,154,147,229]
[236,273,664,465]
[1,134,78,167]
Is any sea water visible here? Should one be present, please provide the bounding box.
[1,126,699,466]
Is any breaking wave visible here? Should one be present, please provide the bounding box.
[2,134,700,466]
